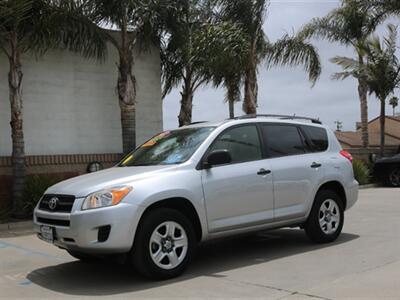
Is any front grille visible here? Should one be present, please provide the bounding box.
[39,194,75,213]
[37,217,70,227]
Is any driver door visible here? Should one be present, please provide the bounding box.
[201,125,274,233]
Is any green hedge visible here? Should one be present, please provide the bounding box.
[353,159,371,185]
[22,174,62,215]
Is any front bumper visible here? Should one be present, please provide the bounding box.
[33,198,144,254]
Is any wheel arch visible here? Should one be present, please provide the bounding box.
[315,181,347,209]
[137,197,203,242]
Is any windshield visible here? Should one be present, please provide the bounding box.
[119,127,215,167]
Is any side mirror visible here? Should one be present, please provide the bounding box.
[204,149,232,168]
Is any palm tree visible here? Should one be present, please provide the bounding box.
[300,0,384,148]
[389,96,398,116]
[0,0,107,215]
[331,24,400,157]
[217,0,321,115]
[161,0,219,126]
[206,23,250,119]
[216,0,268,115]
[163,0,321,125]
[88,0,168,151]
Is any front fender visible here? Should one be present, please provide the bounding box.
[125,169,209,241]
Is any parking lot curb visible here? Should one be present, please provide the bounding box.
[359,183,379,190]
[0,220,33,232]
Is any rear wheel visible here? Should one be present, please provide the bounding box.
[131,208,196,279]
[304,190,344,243]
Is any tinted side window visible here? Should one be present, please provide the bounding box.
[209,125,262,164]
[301,126,328,152]
[261,125,306,158]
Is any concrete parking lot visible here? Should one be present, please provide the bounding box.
[0,188,399,299]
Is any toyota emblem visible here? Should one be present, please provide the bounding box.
[48,197,59,210]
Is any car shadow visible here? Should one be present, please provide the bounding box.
[27,229,359,296]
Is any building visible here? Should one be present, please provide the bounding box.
[0,39,162,206]
[335,115,400,159]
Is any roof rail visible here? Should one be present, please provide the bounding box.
[233,114,322,124]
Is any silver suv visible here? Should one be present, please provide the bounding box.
[34,115,358,279]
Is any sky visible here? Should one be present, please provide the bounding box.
[163,0,400,132]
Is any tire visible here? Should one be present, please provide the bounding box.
[67,250,99,262]
[131,208,197,280]
[304,190,344,243]
[387,167,400,187]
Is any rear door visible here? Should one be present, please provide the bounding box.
[260,123,325,220]
[201,124,274,233]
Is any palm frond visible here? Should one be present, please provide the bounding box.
[383,23,397,55]
[161,1,251,99]
[331,71,354,81]
[0,0,34,55]
[330,56,361,70]
[43,0,108,60]
[356,0,400,17]
[0,0,34,29]
[299,14,350,45]
[299,0,383,48]
[266,33,321,85]
[0,0,108,60]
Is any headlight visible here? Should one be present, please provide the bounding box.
[82,186,132,210]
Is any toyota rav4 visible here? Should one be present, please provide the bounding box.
[34,115,359,279]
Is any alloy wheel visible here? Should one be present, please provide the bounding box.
[149,221,188,270]
[319,199,340,235]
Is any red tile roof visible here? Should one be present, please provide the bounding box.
[335,115,400,147]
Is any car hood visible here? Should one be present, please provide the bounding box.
[46,165,176,197]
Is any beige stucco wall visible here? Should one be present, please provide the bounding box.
[0,41,162,156]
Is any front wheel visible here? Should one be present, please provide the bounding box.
[388,167,400,187]
[131,208,196,279]
[304,190,344,243]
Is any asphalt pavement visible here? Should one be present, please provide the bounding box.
[0,188,399,299]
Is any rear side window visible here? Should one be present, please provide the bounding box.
[301,126,328,152]
[209,125,262,164]
[261,125,306,158]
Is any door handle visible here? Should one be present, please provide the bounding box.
[257,168,271,175]
[311,162,322,168]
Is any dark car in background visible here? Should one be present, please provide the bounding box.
[374,154,400,187]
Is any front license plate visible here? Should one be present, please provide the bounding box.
[40,226,54,243]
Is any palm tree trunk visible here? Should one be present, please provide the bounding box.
[379,98,386,157]
[117,53,136,154]
[228,99,234,119]
[357,57,369,148]
[243,52,258,115]
[8,38,25,216]
[178,80,193,127]
[227,83,236,119]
